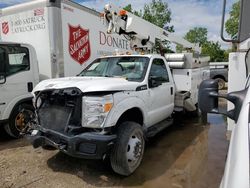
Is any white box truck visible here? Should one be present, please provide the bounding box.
[0,0,132,137]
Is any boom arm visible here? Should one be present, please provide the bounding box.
[103,4,201,53]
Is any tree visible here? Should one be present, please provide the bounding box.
[225,1,240,38]
[202,41,226,62]
[123,4,132,12]
[185,27,208,45]
[142,0,174,32]
[123,0,174,32]
[176,27,228,62]
[123,4,142,17]
[123,1,174,52]
[176,27,207,52]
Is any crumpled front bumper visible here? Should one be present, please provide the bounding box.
[29,128,117,159]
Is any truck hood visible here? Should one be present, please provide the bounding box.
[33,77,141,93]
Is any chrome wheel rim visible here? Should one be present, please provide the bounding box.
[126,132,144,168]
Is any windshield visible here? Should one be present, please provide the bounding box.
[78,56,150,82]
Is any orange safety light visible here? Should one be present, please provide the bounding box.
[119,9,127,16]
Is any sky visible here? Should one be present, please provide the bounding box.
[0,0,238,49]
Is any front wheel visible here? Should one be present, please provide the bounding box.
[4,104,34,138]
[110,121,145,176]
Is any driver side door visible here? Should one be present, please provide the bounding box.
[0,45,32,121]
[147,58,174,126]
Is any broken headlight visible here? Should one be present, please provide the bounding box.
[82,94,113,128]
[32,95,42,109]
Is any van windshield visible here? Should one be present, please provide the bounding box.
[78,56,149,82]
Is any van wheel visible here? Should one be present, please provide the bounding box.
[5,104,34,138]
[216,78,225,90]
[110,121,145,176]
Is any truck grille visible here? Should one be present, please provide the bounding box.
[38,105,72,133]
[36,88,82,134]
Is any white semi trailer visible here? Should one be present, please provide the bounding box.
[0,0,133,138]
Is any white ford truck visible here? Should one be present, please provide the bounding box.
[30,53,209,175]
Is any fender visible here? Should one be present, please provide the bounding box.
[1,93,33,120]
[103,92,148,128]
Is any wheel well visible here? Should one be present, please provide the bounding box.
[213,75,226,81]
[116,108,143,127]
[9,97,33,118]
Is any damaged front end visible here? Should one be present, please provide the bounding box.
[29,88,116,159]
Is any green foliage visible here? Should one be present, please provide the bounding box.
[123,4,132,12]
[202,41,226,62]
[124,0,174,32]
[133,10,142,17]
[185,27,208,45]
[123,4,142,17]
[225,1,240,38]
[176,27,228,62]
[123,0,174,52]
[176,27,207,53]
[142,0,174,32]
[223,50,229,62]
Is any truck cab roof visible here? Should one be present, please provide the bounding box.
[100,54,165,59]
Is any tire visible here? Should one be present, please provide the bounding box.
[216,78,225,90]
[4,104,34,138]
[110,121,145,176]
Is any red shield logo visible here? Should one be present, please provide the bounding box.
[68,24,91,65]
[2,22,9,35]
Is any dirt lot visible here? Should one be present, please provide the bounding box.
[0,110,228,188]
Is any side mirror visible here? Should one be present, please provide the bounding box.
[149,76,162,88]
[199,79,248,123]
[226,89,247,122]
[198,79,219,113]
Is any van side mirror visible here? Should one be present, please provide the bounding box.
[198,79,219,113]
[226,89,247,122]
[199,79,248,123]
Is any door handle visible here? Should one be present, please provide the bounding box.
[171,87,173,95]
[27,82,33,92]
